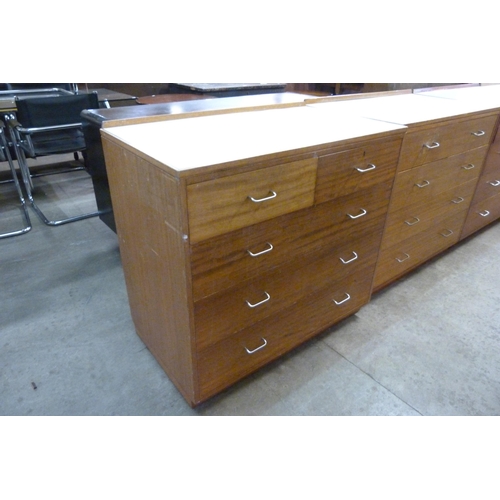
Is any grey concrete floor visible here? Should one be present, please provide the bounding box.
[1,155,500,416]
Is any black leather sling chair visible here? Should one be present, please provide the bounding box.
[6,92,102,226]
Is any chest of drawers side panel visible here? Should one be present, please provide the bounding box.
[101,137,199,405]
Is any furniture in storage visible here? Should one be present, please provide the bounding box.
[100,106,406,406]
[308,93,500,290]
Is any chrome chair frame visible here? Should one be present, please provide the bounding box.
[0,123,31,238]
[6,93,102,226]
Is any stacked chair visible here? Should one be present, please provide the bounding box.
[6,92,101,226]
[0,122,31,238]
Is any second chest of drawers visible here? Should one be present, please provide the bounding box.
[373,112,498,290]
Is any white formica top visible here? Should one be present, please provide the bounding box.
[306,92,500,126]
[101,105,407,174]
[416,84,500,108]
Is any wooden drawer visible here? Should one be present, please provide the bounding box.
[196,268,373,401]
[191,183,391,300]
[315,136,401,203]
[374,210,468,289]
[397,114,498,172]
[472,175,500,204]
[381,178,477,249]
[194,230,381,349]
[461,193,500,239]
[388,147,486,212]
[186,157,317,242]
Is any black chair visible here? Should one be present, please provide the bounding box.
[0,123,31,238]
[7,92,101,226]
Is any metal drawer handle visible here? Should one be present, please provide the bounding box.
[355,163,376,173]
[244,337,268,354]
[415,180,430,188]
[462,163,475,170]
[340,251,358,264]
[245,291,271,308]
[248,190,277,203]
[472,130,485,137]
[424,141,440,149]
[396,253,410,263]
[247,242,274,257]
[347,208,367,219]
[333,293,351,305]
[405,216,420,226]
[489,180,500,187]
[479,210,490,217]
[452,197,465,204]
[440,229,454,237]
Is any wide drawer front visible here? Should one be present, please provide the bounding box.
[374,210,468,289]
[381,178,477,249]
[196,268,373,401]
[191,183,391,300]
[398,114,498,171]
[388,147,486,212]
[186,157,317,243]
[461,193,500,239]
[315,136,401,203]
[194,230,380,349]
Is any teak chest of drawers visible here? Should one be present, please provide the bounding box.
[374,112,498,289]
[100,107,406,406]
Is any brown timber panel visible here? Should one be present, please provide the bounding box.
[101,138,197,403]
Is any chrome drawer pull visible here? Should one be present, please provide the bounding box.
[472,130,485,137]
[248,190,277,203]
[396,253,410,263]
[415,180,430,188]
[244,337,268,355]
[452,197,465,204]
[479,210,490,217]
[355,163,376,173]
[333,293,351,305]
[489,180,500,187]
[405,216,420,226]
[462,163,475,170]
[247,242,274,257]
[440,229,454,237]
[245,291,271,308]
[340,251,358,264]
[347,208,367,219]
[424,141,440,149]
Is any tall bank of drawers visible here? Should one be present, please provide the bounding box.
[101,116,404,406]
[461,121,500,238]
[373,113,498,290]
